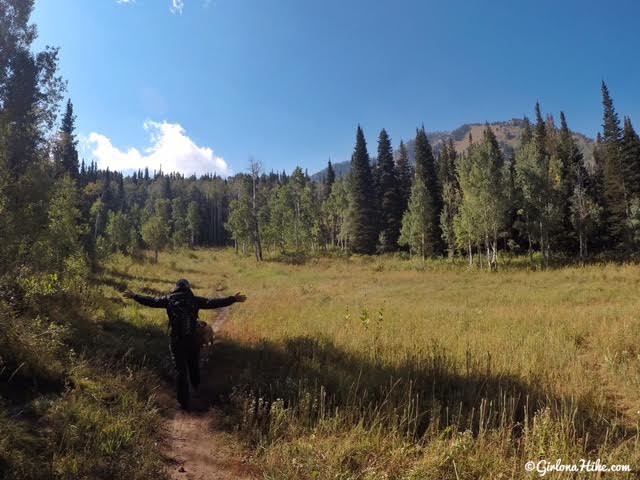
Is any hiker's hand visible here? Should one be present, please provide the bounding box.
[234,292,247,303]
[122,289,135,299]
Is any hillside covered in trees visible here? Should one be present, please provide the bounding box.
[16,82,638,271]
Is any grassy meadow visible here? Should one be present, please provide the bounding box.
[101,249,640,479]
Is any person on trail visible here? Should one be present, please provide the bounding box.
[122,279,247,410]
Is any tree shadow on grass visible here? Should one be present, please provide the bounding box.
[200,335,633,451]
[98,268,176,287]
[69,289,634,453]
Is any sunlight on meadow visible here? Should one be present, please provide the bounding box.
[103,249,640,479]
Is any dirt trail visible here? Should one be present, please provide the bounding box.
[161,308,257,480]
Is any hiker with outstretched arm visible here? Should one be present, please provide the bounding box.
[122,279,247,410]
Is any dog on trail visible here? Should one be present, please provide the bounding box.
[196,320,215,365]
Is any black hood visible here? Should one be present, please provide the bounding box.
[171,286,194,295]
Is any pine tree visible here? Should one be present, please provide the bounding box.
[534,102,547,156]
[621,117,640,199]
[554,112,578,252]
[376,129,401,252]
[600,81,629,249]
[348,126,377,254]
[620,117,640,247]
[396,140,412,216]
[54,99,79,178]
[413,126,441,252]
[325,159,336,196]
[438,139,460,258]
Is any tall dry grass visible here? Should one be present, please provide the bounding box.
[106,249,640,479]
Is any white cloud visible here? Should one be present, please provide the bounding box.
[86,121,231,177]
[116,0,187,13]
[170,0,185,14]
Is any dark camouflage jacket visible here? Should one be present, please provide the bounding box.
[132,288,236,337]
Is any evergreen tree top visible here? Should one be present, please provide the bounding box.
[534,101,547,153]
[559,111,568,133]
[325,159,335,186]
[352,125,370,166]
[414,126,435,182]
[61,98,76,135]
[601,80,622,144]
[623,116,638,138]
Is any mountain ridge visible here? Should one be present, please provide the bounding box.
[311,119,595,181]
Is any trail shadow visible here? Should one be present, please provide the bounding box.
[99,268,217,296]
[199,335,632,450]
[265,252,311,265]
[171,267,205,275]
[98,275,128,292]
[100,268,176,286]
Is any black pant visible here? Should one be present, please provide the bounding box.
[170,334,200,408]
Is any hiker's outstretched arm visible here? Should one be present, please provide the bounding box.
[196,292,247,309]
[123,290,169,308]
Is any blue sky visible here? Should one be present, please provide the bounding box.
[32,0,640,176]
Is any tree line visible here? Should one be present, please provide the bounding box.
[227,84,640,269]
[2,1,639,275]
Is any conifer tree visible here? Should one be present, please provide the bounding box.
[534,102,547,156]
[54,99,79,178]
[325,159,336,196]
[600,81,629,249]
[621,117,640,246]
[376,129,401,252]
[439,139,461,258]
[396,140,412,215]
[554,112,578,252]
[413,126,441,252]
[348,126,377,254]
[621,117,640,199]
